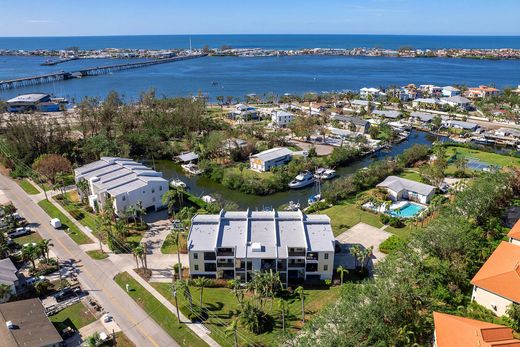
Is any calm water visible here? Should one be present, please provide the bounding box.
[1,34,520,50]
[1,55,520,102]
[154,130,444,210]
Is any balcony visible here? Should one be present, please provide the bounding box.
[204,263,216,272]
[204,252,216,261]
[306,253,318,261]
[288,248,306,257]
[288,262,305,268]
[306,263,318,272]
[217,260,234,268]
[216,248,234,257]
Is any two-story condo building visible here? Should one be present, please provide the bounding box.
[74,157,168,215]
[249,147,293,172]
[271,110,294,128]
[187,210,335,286]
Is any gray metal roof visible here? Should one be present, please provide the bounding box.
[377,176,435,196]
[410,112,435,122]
[442,96,470,104]
[188,210,334,258]
[444,120,478,130]
[6,93,50,104]
[372,110,401,119]
[332,115,369,126]
[177,152,199,163]
[250,147,293,162]
[0,258,18,286]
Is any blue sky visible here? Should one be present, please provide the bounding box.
[1,0,519,36]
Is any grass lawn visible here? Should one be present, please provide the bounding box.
[113,332,136,347]
[49,302,96,333]
[12,230,43,246]
[86,249,109,260]
[38,199,93,245]
[161,232,187,254]
[151,282,341,347]
[445,145,520,169]
[399,168,423,182]
[319,203,384,236]
[114,272,207,347]
[17,179,40,194]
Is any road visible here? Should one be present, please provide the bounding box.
[0,174,179,347]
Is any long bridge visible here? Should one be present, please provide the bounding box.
[0,54,207,91]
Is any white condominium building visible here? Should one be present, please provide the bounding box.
[187,210,335,286]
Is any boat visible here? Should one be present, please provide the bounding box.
[285,201,300,211]
[181,163,203,175]
[308,194,322,205]
[170,178,187,189]
[202,195,216,204]
[288,171,315,189]
[314,168,336,180]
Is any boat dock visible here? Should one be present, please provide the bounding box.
[40,57,78,66]
[0,54,207,90]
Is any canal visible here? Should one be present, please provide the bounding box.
[153,130,449,210]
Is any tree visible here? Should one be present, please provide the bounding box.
[22,244,40,269]
[162,189,183,216]
[295,286,305,323]
[34,280,51,297]
[193,277,212,307]
[32,154,72,185]
[38,239,54,260]
[336,265,349,285]
[431,115,443,131]
[76,179,89,203]
[225,319,239,347]
[278,299,288,334]
[0,284,11,302]
[175,280,193,311]
[238,301,270,334]
[507,303,520,332]
[454,156,468,175]
[133,245,144,269]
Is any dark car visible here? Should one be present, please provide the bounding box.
[55,287,75,302]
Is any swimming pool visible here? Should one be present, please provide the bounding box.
[387,202,425,218]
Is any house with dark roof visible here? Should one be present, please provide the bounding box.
[433,312,520,347]
[471,241,520,316]
[0,298,63,347]
[377,176,435,204]
[0,258,23,301]
[331,115,370,134]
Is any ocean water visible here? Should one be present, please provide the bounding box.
[1,34,520,51]
[1,54,520,102]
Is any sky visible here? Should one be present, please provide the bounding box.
[1,0,519,37]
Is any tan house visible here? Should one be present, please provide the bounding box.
[471,241,520,316]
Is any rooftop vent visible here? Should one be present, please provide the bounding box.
[251,242,262,252]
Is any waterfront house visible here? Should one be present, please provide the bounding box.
[412,98,443,109]
[377,176,435,204]
[432,312,520,347]
[440,96,471,110]
[271,110,294,128]
[419,85,443,97]
[331,115,370,134]
[74,157,168,215]
[467,85,501,98]
[508,219,520,246]
[471,241,520,316]
[443,120,479,132]
[0,298,63,347]
[360,87,386,100]
[176,151,199,164]
[441,86,461,97]
[228,104,259,121]
[495,128,520,139]
[371,109,401,119]
[250,147,293,172]
[6,93,66,113]
[187,210,335,285]
[409,111,436,124]
[0,258,22,301]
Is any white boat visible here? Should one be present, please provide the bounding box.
[170,179,187,189]
[288,171,315,189]
[308,194,322,205]
[202,195,216,204]
[315,168,336,180]
[285,201,300,211]
[181,163,203,175]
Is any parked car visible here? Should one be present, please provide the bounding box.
[54,287,75,302]
[26,275,45,286]
[50,218,61,229]
[7,227,30,238]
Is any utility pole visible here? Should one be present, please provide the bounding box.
[173,289,181,323]
[112,329,117,346]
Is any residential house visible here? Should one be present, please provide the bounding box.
[176,151,199,164]
[223,138,249,154]
[441,96,472,110]
[441,86,461,97]
[249,147,293,172]
[377,176,435,204]
[433,311,520,347]
[508,219,520,246]
[399,84,422,101]
[495,128,520,139]
[331,115,370,134]
[0,258,23,301]
[0,298,63,347]
[6,93,66,113]
[471,241,520,316]
[467,85,501,98]
[419,85,443,97]
[409,111,436,124]
[271,110,294,128]
[371,109,401,120]
[228,104,259,121]
[74,157,169,215]
[187,210,335,286]
[412,98,443,109]
[443,120,479,132]
[360,87,385,100]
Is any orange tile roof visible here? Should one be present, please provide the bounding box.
[508,220,520,240]
[433,312,520,347]
[471,241,520,303]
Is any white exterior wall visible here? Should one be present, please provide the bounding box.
[188,251,214,276]
[317,251,334,280]
[472,286,513,317]
[112,181,167,215]
[510,238,520,246]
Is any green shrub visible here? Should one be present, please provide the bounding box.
[380,214,390,224]
[379,235,405,254]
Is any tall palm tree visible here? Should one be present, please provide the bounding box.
[336,265,349,285]
[295,286,305,323]
[22,244,40,269]
[133,245,144,269]
[38,239,54,260]
[76,179,89,203]
[278,299,288,334]
[193,277,211,307]
[176,280,193,311]
[225,319,239,347]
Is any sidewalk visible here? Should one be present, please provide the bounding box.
[128,268,220,347]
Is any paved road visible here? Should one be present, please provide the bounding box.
[0,174,179,347]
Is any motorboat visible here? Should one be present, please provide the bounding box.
[285,201,301,211]
[315,168,336,180]
[202,195,216,204]
[181,163,203,175]
[288,171,315,189]
[170,178,187,189]
[308,194,322,205]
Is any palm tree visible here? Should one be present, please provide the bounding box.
[133,245,145,269]
[336,265,349,285]
[295,286,305,323]
[38,239,54,260]
[225,319,239,347]
[76,179,89,203]
[0,283,11,302]
[193,277,211,307]
[278,299,288,334]
[135,201,146,226]
[176,280,193,311]
[22,244,40,269]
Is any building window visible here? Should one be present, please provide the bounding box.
[324,253,329,260]
[122,196,126,201]
[152,197,156,202]
[194,265,199,271]
[323,265,328,271]
[194,253,198,260]
[152,188,155,193]
[159,186,163,191]
[143,190,146,194]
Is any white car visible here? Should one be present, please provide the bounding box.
[7,227,30,238]
[50,218,62,229]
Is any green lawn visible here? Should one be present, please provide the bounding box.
[38,199,93,245]
[57,196,100,232]
[161,232,187,254]
[399,169,423,182]
[12,231,42,246]
[445,145,520,169]
[151,282,341,347]
[49,302,96,333]
[86,250,109,260]
[319,203,384,236]
[17,179,40,194]
[114,272,207,347]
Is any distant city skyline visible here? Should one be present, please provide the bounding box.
[1,0,520,37]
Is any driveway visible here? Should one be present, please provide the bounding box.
[334,222,391,270]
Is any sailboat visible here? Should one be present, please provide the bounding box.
[308,177,322,205]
